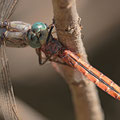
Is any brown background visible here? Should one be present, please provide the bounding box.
[6,0,120,120]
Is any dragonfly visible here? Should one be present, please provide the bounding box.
[0,2,120,120]
[27,22,120,101]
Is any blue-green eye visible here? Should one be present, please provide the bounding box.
[27,22,48,48]
[32,22,47,33]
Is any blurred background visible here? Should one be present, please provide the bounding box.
[6,0,120,120]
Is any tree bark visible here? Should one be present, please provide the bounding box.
[52,0,104,120]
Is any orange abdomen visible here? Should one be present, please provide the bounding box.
[62,50,120,100]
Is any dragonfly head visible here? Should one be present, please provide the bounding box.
[28,22,48,48]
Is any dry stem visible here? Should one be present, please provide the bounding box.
[52,0,104,120]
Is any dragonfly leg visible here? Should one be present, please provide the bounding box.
[46,22,55,45]
[36,48,67,66]
[40,55,53,65]
[36,48,52,65]
[36,48,42,64]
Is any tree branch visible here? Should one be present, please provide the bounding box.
[52,0,104,120]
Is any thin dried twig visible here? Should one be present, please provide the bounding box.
[52,0,104,120]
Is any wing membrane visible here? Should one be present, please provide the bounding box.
[0,42,19,120]
[0,0,19,21]
[0,0,19,119]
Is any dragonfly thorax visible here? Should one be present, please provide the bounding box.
[28,22,48,48]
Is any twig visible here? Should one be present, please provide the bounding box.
[52,0,104,120]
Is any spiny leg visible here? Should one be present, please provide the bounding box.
[46,21,55,45]
[36,48,52,65]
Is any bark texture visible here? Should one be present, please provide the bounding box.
[52,0,104,120]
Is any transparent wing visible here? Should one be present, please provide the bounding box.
[0,0,19,119]
[0,0,19,21]
[0,43,19,120]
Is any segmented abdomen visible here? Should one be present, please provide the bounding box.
[62,50,120,100]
